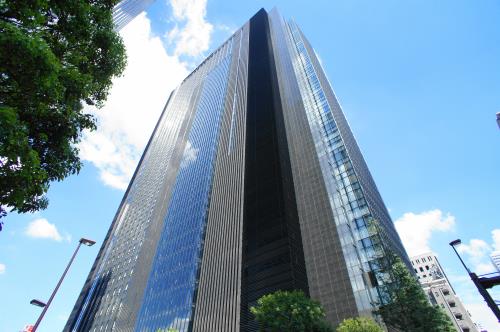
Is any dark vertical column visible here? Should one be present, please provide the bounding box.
[240,9,308,332]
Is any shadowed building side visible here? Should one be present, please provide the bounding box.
[240,9,310,331]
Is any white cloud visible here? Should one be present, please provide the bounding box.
[395,211,498,274]
[457,239,491,259]
[80,13,190,190]
[0,263,5,274]
[457,238,497,274]
[491,229,500,251]
[167,0,213,57]
[25,218,63,242]
[394,209,455,257]
[180,141,199,168]
[475,262,495,274]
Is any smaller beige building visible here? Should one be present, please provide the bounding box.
[410,253,478,332]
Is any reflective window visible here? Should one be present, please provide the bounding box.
[134,53,232,332]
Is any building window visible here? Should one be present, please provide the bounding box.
[442,289,450,295]
[455,313,463,320]
[419,267,424,272]
[449,301,456,307]
[425,265,429,270]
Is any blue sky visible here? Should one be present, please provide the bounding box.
[1,0,499,331]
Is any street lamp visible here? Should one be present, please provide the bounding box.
[449,239,470,273]
[80,238,96,246]
[30,237,96,331]
[29,299,46,308]
[449,239,500,322]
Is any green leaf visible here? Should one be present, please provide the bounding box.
[336,317,383,332]
[250,290,334,332]
[0,0,126,219]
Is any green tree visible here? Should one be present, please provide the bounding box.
[363,218,455,331]
[250,290,334,332]
[336,317,383,332]
[377,256,455,332]
[0,0,126,219]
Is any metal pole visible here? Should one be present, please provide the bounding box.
[32,241,83,331]
[469,272,500,322]
[450,242,500,322]
[450,244,471,274]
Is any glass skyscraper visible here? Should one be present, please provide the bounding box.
[113,0,155,31]
[65,8,411,332]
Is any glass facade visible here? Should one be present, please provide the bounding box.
[66,8,411,332]
[68,77,201,331]
[135,50,232,332]
[66,33,236,332]
[113,0,155,31]
[267,9,411,315]
[286,19,377,312]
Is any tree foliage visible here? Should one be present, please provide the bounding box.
[336,317,383,332]
[250,290,334,332]
[361,218,454,331]
[377,256,455,332]
[0,0,126,218]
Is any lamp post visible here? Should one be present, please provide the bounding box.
[30,238,96,331]
[449,239,500,322]
[29,299,46,308]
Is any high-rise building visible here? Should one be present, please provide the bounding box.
[411,253,479,332]
[113,0,155,31]
[65,8,410,332]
